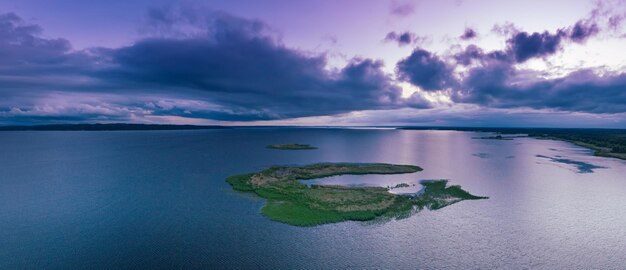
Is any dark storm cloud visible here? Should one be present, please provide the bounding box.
[0,10,427,123]
[454,66,626,113]
[484,19,602,63]
[569,20,600,42]
[396,49,457,91]
[506,30,566,62]
[1,2,624,125]
[454,19,602,66]
[433,40,626,113]
[0,12,71,65]
[418,41,626,113]
[103,12,417,119]
[460,28,477,40]
[397,15,625,113]
[0,12,107,89]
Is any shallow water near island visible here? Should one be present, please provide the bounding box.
[1,128,625,269]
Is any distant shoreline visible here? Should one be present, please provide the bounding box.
[400,127,626,161]
[0,123,230,131]
[1,123,624,160]
[1,123,624,132]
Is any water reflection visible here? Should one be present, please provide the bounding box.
[0,129,625,269]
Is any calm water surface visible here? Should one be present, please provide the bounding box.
[0,128,625,269]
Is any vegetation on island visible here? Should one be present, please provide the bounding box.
[267,144,317,150]
[226,163,487,226]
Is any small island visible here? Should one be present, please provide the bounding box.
[267,144,317,150]
[473,134,517,140]
[227,163,487,226]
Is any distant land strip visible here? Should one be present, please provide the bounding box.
[400,127,626,160]
[0,124,624,160]
[0,123,229,131]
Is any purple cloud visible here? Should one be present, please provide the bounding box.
[0,1,624,126]
[409,42,626,114]
[608,15,624,29]
[569,20,599,42]
[507,30,565,62]
[455,66,626,113]
[397,15,625,114]
[396,49,457,91]
[390,2,415,17]
[0,10,429,124]
[458,19,602,65]
[460,28,477,40]
[383,31,425,46]
[0,12,73,66]
[453,44,487,66]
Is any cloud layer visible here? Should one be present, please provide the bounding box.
[396,9,626,115]
[0,1,625,126]
[0,9,429,123]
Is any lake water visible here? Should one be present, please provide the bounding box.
[1,128,625,269]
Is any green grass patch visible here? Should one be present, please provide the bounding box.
[226,174,255,191]
[261,200,345,226]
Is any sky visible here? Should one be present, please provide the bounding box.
[0,0,625,127]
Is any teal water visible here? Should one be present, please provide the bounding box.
[1,128,625,269]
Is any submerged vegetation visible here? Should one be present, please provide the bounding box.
[536,155,607,173]
[227,163,487,226]
[267,144,317,150]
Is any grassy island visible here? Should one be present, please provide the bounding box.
[227,163,487,226]
[267,144,317,150]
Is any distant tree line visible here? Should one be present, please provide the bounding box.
[401,127,626,154]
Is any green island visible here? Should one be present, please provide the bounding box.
[267,143,317,150]
[226,163,487,226]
